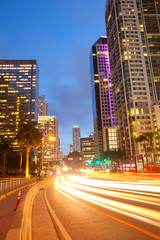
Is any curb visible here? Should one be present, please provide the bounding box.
[44,185,72,240]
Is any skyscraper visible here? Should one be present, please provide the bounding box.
[105,0,156,165]
[38,115,60,168]
[72,125,80,152]
[90,36,117,157]
[0,60,39,148]
[138,0,160,101]
[80,136,95,164]
[38,95,48,116]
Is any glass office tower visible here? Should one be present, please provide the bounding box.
[0,60,39,148]
[90,36,117,158]
[72,125,81,152]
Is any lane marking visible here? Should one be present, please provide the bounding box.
[45,183,72,240]
[80,200,160,240]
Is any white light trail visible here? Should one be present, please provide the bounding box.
[64,176,160,206]
[55,176,160,228]
[68,175,160,197]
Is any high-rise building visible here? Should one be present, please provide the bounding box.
[38,115,60,168]
[138,0,160,102]
[152,103,160,163]
[72,125,80,152]
[105,0,156,163]
[69,144,74,153]
[90,36,117,158]
[0,60,39,148]
[38,95,48,116]
[80,137,95,164]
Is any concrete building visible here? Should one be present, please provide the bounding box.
[72,125,80,152]
[138,0,160,102]
[152,104,160,163]
[80,137,95,164]
[90,36,117,158]
[69,144,74,153]
[105,0,156,168]
[38,115,60,170]
[0,60,39,148]
[38,95,48,116]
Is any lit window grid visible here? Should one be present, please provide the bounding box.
[96,44,115,128]
[0,61,39,149]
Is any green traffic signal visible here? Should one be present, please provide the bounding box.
[87,160,92,166]
[96,160,101,165]
[104,159,108,164]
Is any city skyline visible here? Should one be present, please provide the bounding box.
[0,0,107,155]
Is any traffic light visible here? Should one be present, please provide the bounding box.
[87,160,92,166]
[130,156,134,161]
[104,159,108,165]
[96,160,101,165]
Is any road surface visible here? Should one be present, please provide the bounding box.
[46,173,160,240]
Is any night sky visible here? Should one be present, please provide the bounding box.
[1,0,107,155]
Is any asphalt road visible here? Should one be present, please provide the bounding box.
[46,173,160,240]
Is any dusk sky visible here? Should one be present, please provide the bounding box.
[1,0,107,155]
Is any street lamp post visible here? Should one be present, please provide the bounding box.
[48,136,56,174]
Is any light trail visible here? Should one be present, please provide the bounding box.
[67,175,160,198]
[55,183,160,240]
[68,175,160,193]
[55,176,160,228]
[64,176,160,206]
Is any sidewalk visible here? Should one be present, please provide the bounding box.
[32,187,59,240]
[5,179,60,240]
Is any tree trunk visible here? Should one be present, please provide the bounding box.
[153,150,157,173]
[25,143,29,178]
[134,156,137,173]
[20,151,23,174]
[2,149,6,175]
[144,142,149,173]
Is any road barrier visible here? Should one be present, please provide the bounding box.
[0,177,36,196]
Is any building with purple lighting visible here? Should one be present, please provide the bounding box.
[90,36,117,158]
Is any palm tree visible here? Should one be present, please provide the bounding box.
[0,139,11,175]
[17,121,42,178]
[16,135,25,174]
[155,129,160,167]
[136,135,148,172]
[145,132,157,172]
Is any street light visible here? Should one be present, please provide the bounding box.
[48,135,56,174]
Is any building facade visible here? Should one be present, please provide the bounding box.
[69,144,74,153]
[38,116,60,169]
[152,104,160,163]
[139,0,160,102]
[0,60,39,148]
[105,0,156,167]
[90,36,117,158]
[72,125,81,152]
[38,95,48,116]
[80,137,95,164]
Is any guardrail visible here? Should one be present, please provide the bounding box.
[0,177,37,196]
